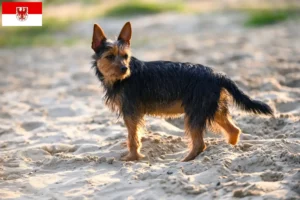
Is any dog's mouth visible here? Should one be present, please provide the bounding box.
[103,70,131,84]
[119,69,131,79]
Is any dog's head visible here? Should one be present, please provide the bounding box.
[92,22,132,85]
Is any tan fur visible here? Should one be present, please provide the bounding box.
[118,22,132,44]
[122,115,145,161]
[93,22,132,86]
[214,111,241,145]
[144,100,184,118]
[91,24,106,51]
[96,45,131,86]
[214,89,241,145]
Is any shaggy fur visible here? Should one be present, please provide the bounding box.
[91,22,273,161]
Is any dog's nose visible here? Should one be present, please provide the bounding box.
[120,66,128,73]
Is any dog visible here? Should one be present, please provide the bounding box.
[91,22,273,162]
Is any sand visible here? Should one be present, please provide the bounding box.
[0,13,299,199]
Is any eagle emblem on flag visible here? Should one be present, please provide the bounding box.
[16,7,28,21]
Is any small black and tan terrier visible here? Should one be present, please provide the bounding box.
[91,22,273,162]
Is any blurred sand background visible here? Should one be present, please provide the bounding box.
[0,0,300,199]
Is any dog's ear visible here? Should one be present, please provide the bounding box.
[118,22,131,45]
[92,24,106,52]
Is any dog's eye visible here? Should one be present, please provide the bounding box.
[123,54,128,59]
[105,54,115,60]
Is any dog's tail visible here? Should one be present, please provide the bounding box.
[218,74,273,116]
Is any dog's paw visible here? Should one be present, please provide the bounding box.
[181,145,206,162]
[121,152,145,161]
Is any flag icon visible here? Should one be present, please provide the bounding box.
[2,2,42,26]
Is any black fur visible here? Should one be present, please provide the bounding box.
[218,75,273,115]
[92,54,273,130]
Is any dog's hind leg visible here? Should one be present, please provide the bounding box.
[214,111,241,145]
[214,89,241,145]
[182,115,206,162]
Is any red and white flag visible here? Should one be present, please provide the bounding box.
[2,2,42,26]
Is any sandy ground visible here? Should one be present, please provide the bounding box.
[0,13,300,199]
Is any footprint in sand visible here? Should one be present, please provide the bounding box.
[284,79,300,88]
[276,100,300,113]
[47,107,77,118]
[260,171,284,182]
[0,112,11,119]
[278,67,300,88]
[20,121,45,131]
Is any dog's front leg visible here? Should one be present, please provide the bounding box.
[121,114,145,161]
